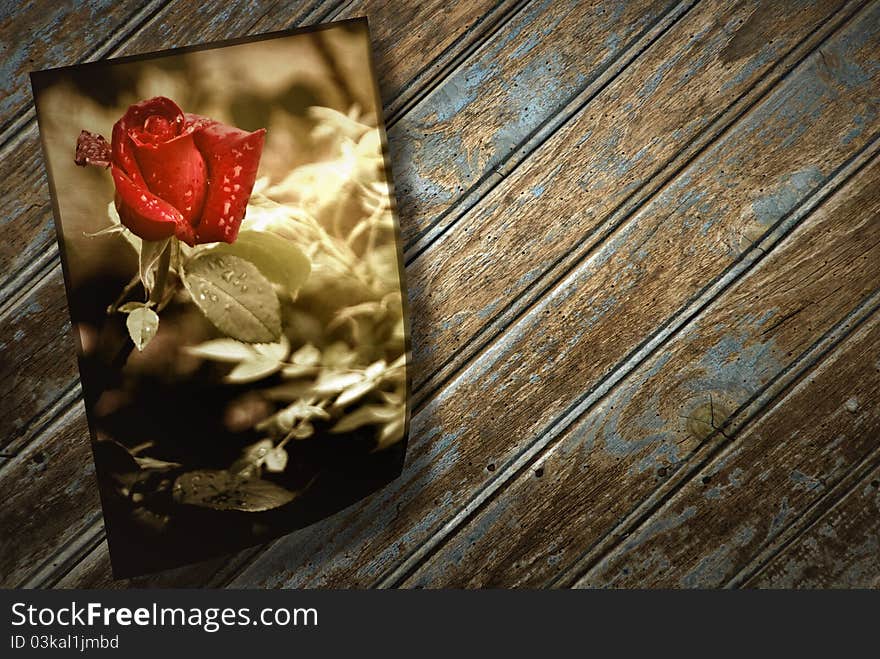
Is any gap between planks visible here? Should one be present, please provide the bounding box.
[377,128,880,590]
[561,283,880,588]
[9,0,536,586]
[20,0,699,587]
[0,0,528,461]
[26,0,871,587]
[0,0,523,317]
[727,431,880,588]
[401,0,870,411]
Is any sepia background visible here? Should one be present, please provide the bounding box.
[31,20,410,577]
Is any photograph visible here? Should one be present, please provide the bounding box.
[30,18,410,578]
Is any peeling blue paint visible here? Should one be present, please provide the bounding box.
[751,167,824,225]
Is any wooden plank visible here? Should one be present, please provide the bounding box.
[0,0,523,587]
[0,0,337,306]
[571,309,880,588]
[225,2,880,588]
[745,464,880,589]
[0,276,78,450]
[391,0,684,246]
[0,0,502,450]
[0,0,160,138]
[53,540,258,589]
[10,0,876,592]
[0,0,675,302]
[400,150,880,587]
[340,0,518,115]
[0,405,99,586]
[45,0,823,588]
[406,0,859,392]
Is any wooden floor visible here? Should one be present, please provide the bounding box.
[2,0,879,589]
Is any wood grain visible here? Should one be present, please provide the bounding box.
[400,150,880,587]
[406,0,857,393]
[0,405,99,586]
[0,0,161,138]
[745,463,880,588]
[0,0,523,587]
[56,0,839,588]
[1,0,510,302]
[0,0,503,450]
[226,1,880,588]
[574,308,880,588]
[3,0,876,589]
[390,0,681,247]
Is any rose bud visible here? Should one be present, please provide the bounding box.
[109,96,265,246]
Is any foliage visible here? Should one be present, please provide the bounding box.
[93,107,408,518]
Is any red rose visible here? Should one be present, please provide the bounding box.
[109,96,265,245]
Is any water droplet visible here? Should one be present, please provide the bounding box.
[241,285,248,292]
[210,294,218,302]
[233,279,240,286]
[240,272,247,279]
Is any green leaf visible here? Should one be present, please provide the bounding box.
[203,230,310,293]
[376,411,406,451]
[312,371,364,395]
[173,470,297,512]
[259,399,329,433]
[230,439,274,477]
[252,335,290,362]
[182,253,281,343]
[291,343,321,366]
[184,336,289,383]
[126,307,159,351]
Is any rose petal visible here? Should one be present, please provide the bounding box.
[130,130,207,227]
[111,166,195,244]
[112,121,146,186]
[189,116,265,244]
[111,97,185,186]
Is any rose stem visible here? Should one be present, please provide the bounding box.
[148,240,172,306]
